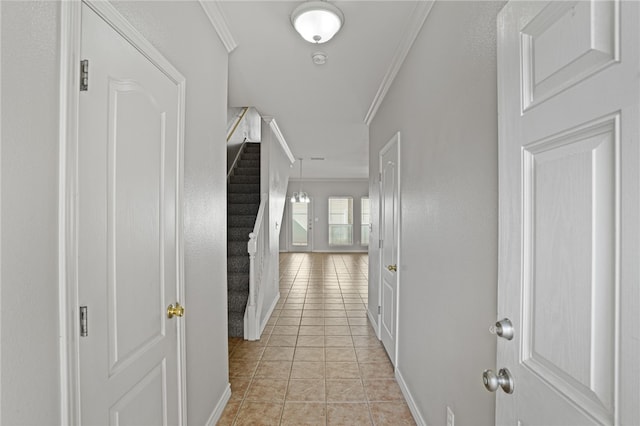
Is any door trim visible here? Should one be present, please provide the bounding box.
[378,131,401,366]
[58,2,187,424]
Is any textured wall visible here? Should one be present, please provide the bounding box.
[1,1,230,424]
[369,2,505,424]
[1,2,61,424]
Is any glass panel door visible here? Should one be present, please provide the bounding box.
[291,201,312,250]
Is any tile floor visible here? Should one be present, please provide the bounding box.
[219,253,416,426]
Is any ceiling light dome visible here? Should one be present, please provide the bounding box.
[291,1,344,44]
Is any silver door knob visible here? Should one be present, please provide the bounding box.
[482,368,514,394]
[489,318,514,340]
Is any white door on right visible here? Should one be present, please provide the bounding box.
[380,133,400,366]
[496,1,638,424]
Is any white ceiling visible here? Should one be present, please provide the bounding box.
[218,1,422,178]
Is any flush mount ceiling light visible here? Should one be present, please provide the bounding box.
[291,1,344,44]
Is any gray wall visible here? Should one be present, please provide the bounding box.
[368,2,504,425]
[280,179,369,252]
[1,2,61,422]
[259,119,294,327]
[1,2,230,424]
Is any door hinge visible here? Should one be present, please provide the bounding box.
[378,306,381,315]
[80,306,88,337]
[80,60,89,91]
[378,173,382,183]
[379,239,383,249]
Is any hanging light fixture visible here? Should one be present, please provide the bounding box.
[290,1,344,44]
[291,158,310,203]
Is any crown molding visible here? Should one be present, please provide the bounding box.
[263,117,296,164]
[364,0,435,126]
[199,1,238,53]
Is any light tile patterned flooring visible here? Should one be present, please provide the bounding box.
[219,253,416,426]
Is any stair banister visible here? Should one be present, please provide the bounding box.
[246,193,267,340]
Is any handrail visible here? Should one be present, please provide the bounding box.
[227,140,247,180]
[227,106,248,142]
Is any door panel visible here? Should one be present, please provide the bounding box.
[291,200,313,251]
[497,1,638,424]
[78,3,184,424]
[380,133,399,365]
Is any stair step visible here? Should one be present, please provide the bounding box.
[228,215,256,228]
[234,167,260,176]
[228,273,249,292]
[229,175,260,185]
[228,203,259,216]
[241,153,260,161]
[228,183,260,194]
[228,241,247,256]
[229,193,260,204]
[228,227,253,241]
[228,312,244,337]
[243,143,260,153]
[228,290,249,313]
[238,160,260,168]
[228,255,250,273]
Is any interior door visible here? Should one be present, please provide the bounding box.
[78,3,185,424]
[495,1,639,424]
[291,200,313,252]
[379,133,400,365]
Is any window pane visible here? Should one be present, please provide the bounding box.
[292,202,308,246]
[329,224,353,245]
[328,197,353,245]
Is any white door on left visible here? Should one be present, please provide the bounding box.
[78,3,185,424]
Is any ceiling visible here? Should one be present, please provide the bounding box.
[217,1,424,178]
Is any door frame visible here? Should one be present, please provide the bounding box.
[289,197,314,252]
[378,132,401,365]
[58,2,187,424]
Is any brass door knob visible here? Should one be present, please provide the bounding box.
[167,303,185,318]
[387,264,397,272]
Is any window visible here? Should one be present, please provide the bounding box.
[328,197,353,245]
[361,197,370,246]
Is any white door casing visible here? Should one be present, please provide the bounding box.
[379,132,400,366]
[496,1,639,424]
[290,199,313,252]
[71,2,187,424]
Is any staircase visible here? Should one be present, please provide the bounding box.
[227,143,261,337]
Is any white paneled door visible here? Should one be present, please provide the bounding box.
[379,133,400,366]
[496,1,638,424]
[78,3,185,424]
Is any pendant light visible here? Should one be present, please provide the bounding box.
[291,158,310,203]
[290,1,344,44]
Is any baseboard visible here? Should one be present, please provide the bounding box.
[396,368,427,426]
[367,308,380,339]
[259,291,280,336]
[205,383,231,426]
[308,250,368,253]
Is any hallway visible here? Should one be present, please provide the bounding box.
[220,253,415,425]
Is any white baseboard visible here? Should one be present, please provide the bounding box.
[308,250,368,253]
[205,383,231,426]
[367,308,380,339]
[259,291,280,336]
[396,368,427,426]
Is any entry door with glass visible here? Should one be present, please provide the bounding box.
[291,200,313,251]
